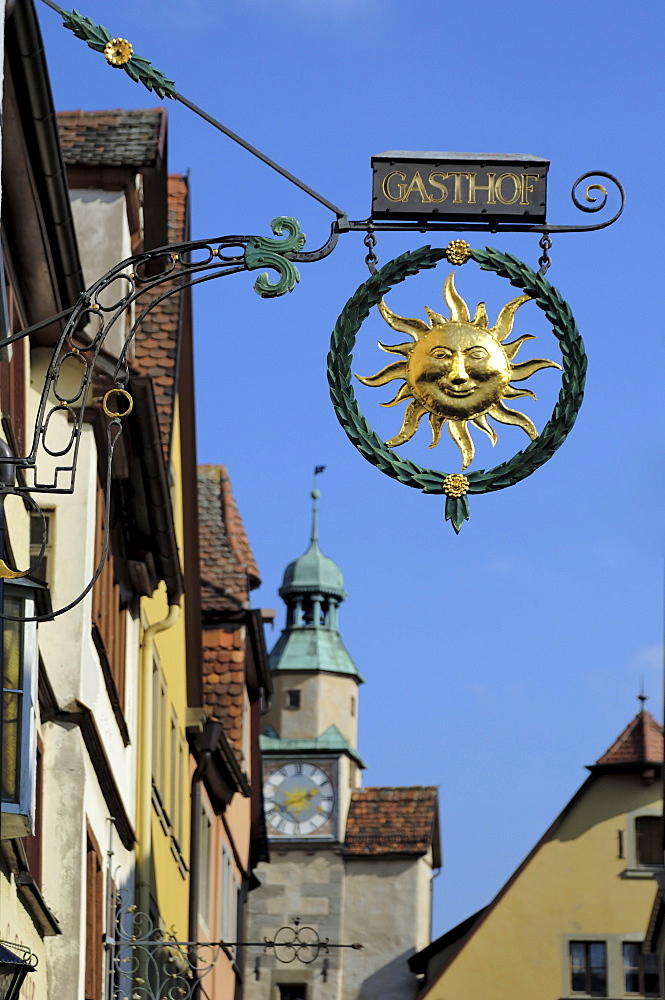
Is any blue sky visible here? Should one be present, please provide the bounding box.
[37,0,664,936]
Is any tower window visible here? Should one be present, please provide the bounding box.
[278,986,307,1000]
[286,690,301,709]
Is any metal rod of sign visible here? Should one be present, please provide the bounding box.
[0,0,624,617]
[36,0,624,240]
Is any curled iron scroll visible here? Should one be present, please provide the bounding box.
[0,218,326,621]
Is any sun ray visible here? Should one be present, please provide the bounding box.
[510,357,562,381]
[448,419,475,469]
[378,299,430,340]
[471,413,497,445]
[425,306,446,326]
[472,302,489,328]
[429,413,445,448]
[490,294,531,342]
[442,272,470,323]
[488,401,537,439]
[386,400,428,447]
[505,385,537,400]
[379,340,413,357]
[355,362,408,387]
[503,334,535,361]
[381,382,414,408]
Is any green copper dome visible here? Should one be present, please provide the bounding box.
[279,490,345,599]
[270,488,363,681]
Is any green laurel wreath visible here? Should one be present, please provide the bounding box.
[327,246,587,533]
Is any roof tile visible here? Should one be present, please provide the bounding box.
[595,709,663,766]
[130,175,188,457]
[57,108,165,167]
[198,465,260,615]
[344,786,438,856]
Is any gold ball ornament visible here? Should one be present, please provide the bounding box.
[445,240,471,266]
[104,38,134,67]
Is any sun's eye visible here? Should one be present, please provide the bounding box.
[467,347,489,360]
[430,347,451,359]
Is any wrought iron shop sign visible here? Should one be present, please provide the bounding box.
[371,152,549,223]
[0,2,626,623]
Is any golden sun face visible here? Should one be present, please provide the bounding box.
[355,271,562,470]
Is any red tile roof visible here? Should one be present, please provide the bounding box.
[202,629,245,760]
[198,465,261,615]
[132,174,188,458]
[595,709,663,766]
[344,786,439,857]
[57,108,165,167]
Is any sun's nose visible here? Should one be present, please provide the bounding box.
[449,352,469,384]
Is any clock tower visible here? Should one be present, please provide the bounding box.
[244,489,440,1000]
[260,487,365,848]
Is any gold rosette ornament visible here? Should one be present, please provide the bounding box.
[104,38,133,67]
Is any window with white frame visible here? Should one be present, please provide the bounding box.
[624,808,664,872]
[623,943,660,997]
[1,586,38,838]
[566,937,662,999]
[570,941,607,996]
[635,816,663,867]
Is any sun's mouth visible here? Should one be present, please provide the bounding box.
[441,384,477,396]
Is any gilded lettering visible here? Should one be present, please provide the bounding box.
[449,172,466,204]
[494,173,521,206]
[521,173,540,206]
[403,171,431,203]
[428,171,450,203]
[467,172,496,205]
[382,170,407,202]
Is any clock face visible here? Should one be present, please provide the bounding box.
[264,762,335,837]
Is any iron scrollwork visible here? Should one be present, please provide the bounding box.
[109,893,219,1000]
[107,895,362,1000]
[261,918,362,965]
[0,217,337,620]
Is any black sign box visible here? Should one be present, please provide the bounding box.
[371,151,549,223]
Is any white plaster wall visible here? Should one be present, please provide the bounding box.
[69,188,134,360]
[341,855,434,1000]
[335,756,361,843]
[26,360,141,998]
[40,722,87,999]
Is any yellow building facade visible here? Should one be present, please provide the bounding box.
[414,708,663,1000]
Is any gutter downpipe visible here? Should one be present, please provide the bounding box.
[136,603,181,921]
[188,749,211,1000]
